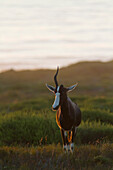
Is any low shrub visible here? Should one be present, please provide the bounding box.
[0,112,113,146]
[82,109,113,125]
[0,112,60,146]
[77,121,113,144]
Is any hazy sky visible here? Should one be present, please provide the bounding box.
[0,0,113,71]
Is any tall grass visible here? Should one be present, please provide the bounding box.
[82,109,113,125]
[0,111,113,146]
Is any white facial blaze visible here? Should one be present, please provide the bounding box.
[52,86,60,109]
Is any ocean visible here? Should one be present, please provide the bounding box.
[0,0,113,71]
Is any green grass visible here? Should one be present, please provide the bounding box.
[0,61,113,169]
[0,110,113,146]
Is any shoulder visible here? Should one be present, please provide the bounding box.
[67,97,76,106]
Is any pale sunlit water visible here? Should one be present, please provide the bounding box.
[0,0,113,71]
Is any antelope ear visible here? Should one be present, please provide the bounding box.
[66,83,78,92]
[46,84,55,93]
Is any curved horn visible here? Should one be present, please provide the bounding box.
[54,66,59,87]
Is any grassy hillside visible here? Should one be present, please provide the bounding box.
[0,61,113,169]
[0,61,113,104]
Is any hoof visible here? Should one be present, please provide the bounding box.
[63,145,67,153]
[63,145,72,153]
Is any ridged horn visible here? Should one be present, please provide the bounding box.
[54,66,59,87]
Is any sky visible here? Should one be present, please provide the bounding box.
[0,0,113,71]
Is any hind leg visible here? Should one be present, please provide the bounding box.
[70,127,77,153]
[67,131,72,152]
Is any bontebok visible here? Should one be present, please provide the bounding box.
[46,67,81,153]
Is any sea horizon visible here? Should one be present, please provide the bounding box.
[0,57,113,73]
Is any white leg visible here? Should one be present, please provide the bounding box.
[63,144,67,153]
[70,143,74,153]
[67,144,71,152]
[63,131,67,152]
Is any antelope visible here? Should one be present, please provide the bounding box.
[46,67,81,153]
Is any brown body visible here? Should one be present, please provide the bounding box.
[56,97,81,131]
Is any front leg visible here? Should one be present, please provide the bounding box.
[60,129,68,152]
